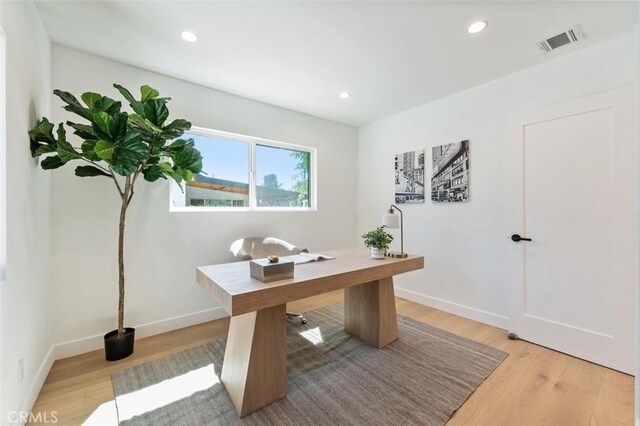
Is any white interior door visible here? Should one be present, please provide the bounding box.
[508,87,636,374]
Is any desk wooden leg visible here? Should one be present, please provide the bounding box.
[344,277,399,348]
[221,304,287,417]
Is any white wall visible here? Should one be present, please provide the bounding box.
[357,33,636,328]
[0,1,52,423]
[0,22,4,426]
[50,45,359,356]
[635,21,639,426]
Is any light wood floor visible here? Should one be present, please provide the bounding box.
[30,291,634,425]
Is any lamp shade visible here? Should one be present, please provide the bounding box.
[382,213,400,229]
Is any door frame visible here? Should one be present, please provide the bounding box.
[506,86,637,374]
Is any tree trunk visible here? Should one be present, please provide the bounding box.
[117,193,128,336]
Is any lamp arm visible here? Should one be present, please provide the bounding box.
[388,204,404,255]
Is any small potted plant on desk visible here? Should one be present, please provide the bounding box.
[362,226,393,259]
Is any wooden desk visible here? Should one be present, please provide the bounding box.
[197,247,424,416]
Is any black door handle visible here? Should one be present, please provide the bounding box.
[511,234,532,242]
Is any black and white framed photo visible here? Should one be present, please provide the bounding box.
[394,149,425,203]
[431,140,469,203]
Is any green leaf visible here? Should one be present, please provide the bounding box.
[54,89,92,121]
[159,162,173,173]
[113,84,145,115]
[149,135,168,148]
[168,166,184,184]
[128,114,162,135]
[142,164,165,182]
[40,155,65,170]
[121,131,148,158]
[112,162,138,177]
[182,169,193,182]
[81,140,101,161]
[113,84,136,104]
[165,138,193,153]
[28,118,57,157]
[34,145,56,156]
[172,144,203,173]
[75,165,111,177]
[54,89,83,108]
[94,96,121,115]
[56,124,81,162]
[81,92,102,109]
[113,113,129,142]
[143,99,169,127]
[28,118,56,143]
[94,140,115,160]
[111,161,138,177]
[55,139,79,162]
[92,112,113,138]
[190,158,203,174]
[90,111,126,142]
[111,132,148,176]
[140,85,159,102]
[162,119,191,139]
[67,121,96,140]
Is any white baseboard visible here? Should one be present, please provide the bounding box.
[395,287,510,330]
[54,307,228,360]
[16,346,55,425]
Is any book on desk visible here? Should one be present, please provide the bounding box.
[281,253,335,265]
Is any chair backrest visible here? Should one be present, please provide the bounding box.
[229,237,309,262]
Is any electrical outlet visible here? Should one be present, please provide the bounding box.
[18,358,24,384]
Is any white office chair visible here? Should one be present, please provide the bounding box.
[229,237,308,324]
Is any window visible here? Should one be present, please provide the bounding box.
[170,127,315,211]
[172,132,250,209]
[256,144,310,208]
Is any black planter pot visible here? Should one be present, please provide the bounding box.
[104,327,135,361]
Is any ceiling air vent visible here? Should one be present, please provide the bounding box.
[537,25,585,54]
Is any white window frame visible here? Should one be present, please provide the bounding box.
[170,126,317,212]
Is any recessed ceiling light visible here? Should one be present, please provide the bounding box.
[181,30,198,42]
[339,92,351,99]
[467,21,488,34]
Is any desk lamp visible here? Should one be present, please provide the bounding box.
[382,204,407,258]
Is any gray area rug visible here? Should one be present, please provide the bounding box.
[112,303,507,425]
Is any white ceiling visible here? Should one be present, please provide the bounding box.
[35,1,638,127]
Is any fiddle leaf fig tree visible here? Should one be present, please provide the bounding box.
[29,84,203,337]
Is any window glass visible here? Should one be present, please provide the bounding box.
[184,133,249,208]
[255,144,310,208]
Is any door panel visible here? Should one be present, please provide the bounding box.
[508,87,636,374]
[523,108,613,335]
